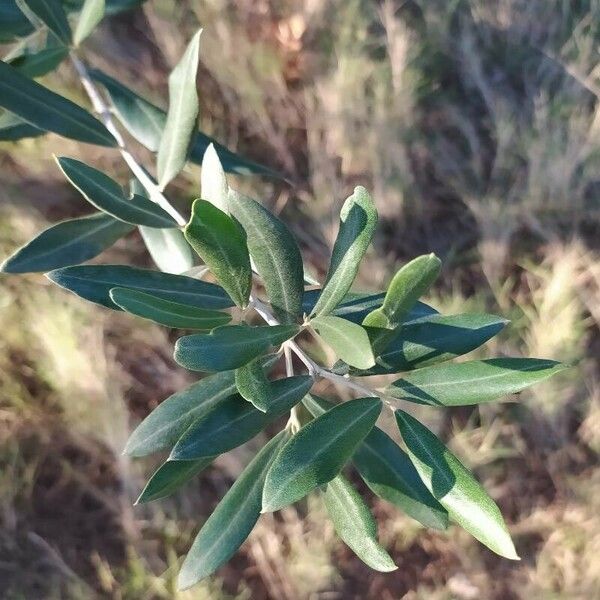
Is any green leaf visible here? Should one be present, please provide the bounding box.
[18,0,71,45]
[363,254,441,330]
[302,394,448,530]
[178,430,289,590]
[201,144,228,212]
[323,475,396,572]
[88,68,282,178]
[125,370,238,457]
[47,265,234,310]
[234,356,272,412]
[8,45,67,78]
[157,29,202,189]
[311,187,378,316]
[139,226,194,274]
[136,458,213,504]
[228,190,304,324]
[349,313,508,376]
[174,324,300,372]
[0,60,116,146]
[0,111,44,141]
[184,199,251,308]
[109,287,231,329]
[262,397,382,512]
[395,409,519,559]
[57,157,177,228]
[311,315,375,370]
[73,0,105,46]
[303,290,438,325]
[171,377,311,459]
[386,358,566,406]
[1,212,133,273]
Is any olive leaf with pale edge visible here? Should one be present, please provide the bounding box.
[311,186,377,316]
[395,409,519,559]
[323,475,396,572]
[184,199,252,308]
[178,430,290,590]
[386,358,566,406]
[262,397,382,512]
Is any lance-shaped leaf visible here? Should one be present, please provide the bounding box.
[184,199,251,308]
[229,190,304,324]
[58,157,177,228]
[157,29,202,189]
[74,0,105,45]
[178,430,289,590]
[8,46,67,78]
[262,397,382,512]
[174,325,299,372]
[139,226,193,274]
[0,60,115,146]
[0,111,44,141]
[1,213,133,273]
[386,358,566,406]
[109,287,231,329]
[235,356,276,412]
[395,410,519,559]
[363,254,441,330]
[303,394,448,530]
[47,265,234,310]
[171,377,311,459]
[201,144,228,212]
[311,315,375,370]
[89,68,282,178]
[323,475,396,572]
[136,458,213,504]
[348,313,508,376]
[303,290,438,325]
[18,0,71,45]
[311,187,377,317]
[125,370,238,457]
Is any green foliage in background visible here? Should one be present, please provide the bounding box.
[0,2,567,591]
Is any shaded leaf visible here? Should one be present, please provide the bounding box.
[262,397,382,512]
[323,475,396,572]
[235,356,274,412]
[386,358,566,406]
[89,68,282,178]
[303,394,448,530]
[47,264,234,310]
[109,287,231,329]
[1,212,132,273]
[311,187,378,316]
[74,0,105,46]
[0,111,44,141]
[311,315,375,370]
[18,0,71,44]
[8,45,67,78]
[125,370,238,457]
[174,325,300,372]
[184,199,251,308]
[0,60,116,146]
[58,157,177,228]
[171,377,311,459]
[157,29,201,189]
[139,226,194,274]
[363,254,441,330]
[229,190,304,323]
[136,458,213,504]
[349,313,507,376]
[395,409,519,559]
[178,430,289,590]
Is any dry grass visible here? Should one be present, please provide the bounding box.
[1,0,599,598]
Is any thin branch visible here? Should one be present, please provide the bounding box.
[69,53,187,227]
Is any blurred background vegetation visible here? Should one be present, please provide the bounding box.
[1,0,599,598]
